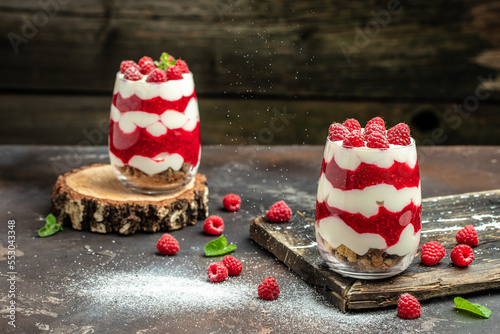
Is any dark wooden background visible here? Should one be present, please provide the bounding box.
[1,0,500,146]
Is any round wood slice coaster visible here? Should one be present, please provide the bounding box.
[51,164,209,235]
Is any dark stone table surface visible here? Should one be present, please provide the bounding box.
[1,145,499,334]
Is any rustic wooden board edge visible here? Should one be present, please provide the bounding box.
[249,189,500,312]
[51,164,209,235]
[249,216,356,312]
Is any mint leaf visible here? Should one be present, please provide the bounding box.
[204,234,237,256]
[46,213,57,226]
[454,297,492,319]
[38,214,63,237]
[154,52,177,70]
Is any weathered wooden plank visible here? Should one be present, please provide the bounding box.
[1,1,499,100]
[249,189,500,312]
[1,93,499,146]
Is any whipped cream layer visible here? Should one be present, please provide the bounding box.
[113,72,195,101]
[110,98,199,136]
[315,139,421,256]
[317,173,421,217]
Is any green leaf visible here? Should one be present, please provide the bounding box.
[155,52,177,70]
[454,297,492,319]
[204,235,237,257]
[46,213,57,226]
[38,214,63,237]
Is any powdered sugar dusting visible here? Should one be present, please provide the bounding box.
[60,255,409,333]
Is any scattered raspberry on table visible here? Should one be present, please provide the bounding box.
[258,277,280,300]
[223,193,241,212]
[222,255,242,276]
[203,215,225,235]
[207,262,229,283]
[156,233,180,256]
[420,241,446,266]
[397,293,421,319]
[266,200,292,223]
[450,244,474,267]
[456,225,478,247]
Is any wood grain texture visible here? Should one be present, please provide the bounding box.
[51,164,209,235]
[1,0,499,100]
[2,93,500,146]
[249,189,500,312]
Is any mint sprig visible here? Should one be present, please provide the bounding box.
[204,234,237,257]
[38,214,63,237]
[154,52,177,71]
[453,297,492,319]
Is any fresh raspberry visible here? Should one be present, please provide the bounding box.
[366,116,386,129]
[366,131,390,149]
[146,68,167,83]
[222,255,242,276]
[138,56,153,67]
[328,123,350,141]
[343,118,361,133]
[175,59,190,74]
[258,277,280,300]
[420,241,446,266]
[156,233,180,255]
[139,60,156,75]
[266,200,292,223]
[342,130,365,148]
[203,215,225,235]
[450,244,474,267]
[207,262,229,283]
[397,293,421,319]
[123,66,142,81]
[166,65,183,80]
[363,123,386,140]
[387,123,411,146]
[120,60,139,74]
[456,225,478,246]
[223,194,241,212]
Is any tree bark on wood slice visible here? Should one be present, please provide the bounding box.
[51,164,209,235]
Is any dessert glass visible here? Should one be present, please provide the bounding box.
[315,138,421,279]
[108,72,201,194]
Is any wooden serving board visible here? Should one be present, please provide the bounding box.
[51,164,209,235]
[250,189,500,312]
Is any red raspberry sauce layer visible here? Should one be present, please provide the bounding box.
[109,121,200,165]
[321,158,420,191]
[315,200,422,247]
[113,91,197,114]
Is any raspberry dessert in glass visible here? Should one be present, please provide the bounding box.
[315,117,421,279]
[109,53,200,194]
